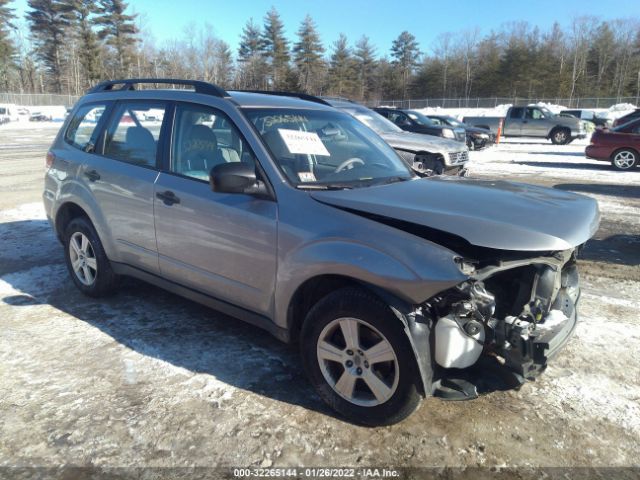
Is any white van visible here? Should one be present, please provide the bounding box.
[0,104,20,124]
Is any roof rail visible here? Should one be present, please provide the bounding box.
[319,96,356,104]
[232,90,331,106]
[88,78,229,98]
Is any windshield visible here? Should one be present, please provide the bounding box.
[340,105,403,134]
[406,111,435,126]
[243,108,413,188]
[539,107,555,118]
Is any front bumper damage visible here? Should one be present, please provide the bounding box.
[426,249,582,398]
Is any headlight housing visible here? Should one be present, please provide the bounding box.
[442,128,455,139]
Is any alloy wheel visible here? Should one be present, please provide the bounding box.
[316,317,399,407]
[69,232,97,286]
[613,150,636,170]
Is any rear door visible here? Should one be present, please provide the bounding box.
[81,99,169,273]
[504,107,524,136]
[153,101,277,316]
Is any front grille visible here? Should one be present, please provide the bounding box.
[448,150,469,165]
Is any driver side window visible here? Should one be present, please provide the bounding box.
[171,103,256,182]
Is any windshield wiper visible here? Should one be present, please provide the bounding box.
[370,176,412,186]
[296,183,354,190]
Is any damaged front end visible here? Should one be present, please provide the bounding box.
[425,248,582,398]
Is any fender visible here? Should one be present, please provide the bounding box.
[274,239,465,330]
[52,180,119,261]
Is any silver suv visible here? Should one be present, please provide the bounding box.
[44,79,600,425]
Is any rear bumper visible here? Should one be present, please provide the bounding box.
[585,144,611,161]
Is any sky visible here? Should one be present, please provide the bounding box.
[11,0,640,55]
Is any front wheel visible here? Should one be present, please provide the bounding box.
[611,149,638,171]
[300,288,422,426]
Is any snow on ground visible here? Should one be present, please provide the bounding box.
[468,137,640,185]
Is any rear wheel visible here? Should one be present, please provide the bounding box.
[611,149,638,171]
[300,288,422,426]
[550,128,571,145]
[64,217,117,297]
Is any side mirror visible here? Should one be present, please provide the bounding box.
[210,162,269,197]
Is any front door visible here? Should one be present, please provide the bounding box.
[153,102,277,316]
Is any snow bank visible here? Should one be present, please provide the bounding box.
[414,102,637,122]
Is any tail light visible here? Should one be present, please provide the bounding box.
[46,151,55,169]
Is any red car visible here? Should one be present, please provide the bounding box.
[586,118,640,171]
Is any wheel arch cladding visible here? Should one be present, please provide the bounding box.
[287,275,435,397]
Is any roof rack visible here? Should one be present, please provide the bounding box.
[319,96,356,104]
[88,78,229,98]
[232,90,331,106]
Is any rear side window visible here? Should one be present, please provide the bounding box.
[103,101,167,168]
[509,107,524,119]
[64,104,107,151]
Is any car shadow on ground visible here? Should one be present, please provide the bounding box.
[515,160,625,172]
[581,234,640,266]
[526,151,586,157]
[554,183,640,199]
[0,218,336,420]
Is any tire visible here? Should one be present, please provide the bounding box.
[63,216,117,297]
[300,287,422,426]
[611,149,638,171]
[550,128,571,145]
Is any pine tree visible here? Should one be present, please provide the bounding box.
[69,0,102,87]
[328,33,357,97]
[292,14,325,93]
[354,35,377,100]
[261,7,290,89]
[390,31,420,100]
[237,18,268,89]
[238,18,265,60]
[27,0,74,93]
[95,0,137,77]
[0,0,16,89]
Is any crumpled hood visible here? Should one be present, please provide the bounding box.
[380,131,465,153]
[311,176,600,252]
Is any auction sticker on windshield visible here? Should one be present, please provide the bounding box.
[278,129,330,156]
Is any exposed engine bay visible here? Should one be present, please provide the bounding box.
[425,247,581,397]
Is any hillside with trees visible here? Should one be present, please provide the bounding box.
[0,2,639,102]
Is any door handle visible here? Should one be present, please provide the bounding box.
[84,169,100,182]
[156,190,181,206]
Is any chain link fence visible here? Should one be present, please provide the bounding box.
[0,93,80,107]
[1,92,638,111]
[365,97,639,110]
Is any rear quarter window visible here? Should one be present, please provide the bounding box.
[64,104,107,151]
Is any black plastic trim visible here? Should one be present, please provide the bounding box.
[89,78,229,98]
[110,262,290,343]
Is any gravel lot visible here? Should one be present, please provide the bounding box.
[1,124,639,473]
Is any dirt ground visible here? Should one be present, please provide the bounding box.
[0,125,639,474]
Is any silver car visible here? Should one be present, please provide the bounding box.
[44,79,599,425]
[323,98,469,175]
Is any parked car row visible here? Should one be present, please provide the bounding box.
[44,78,600,426]
[324,99,469,175]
